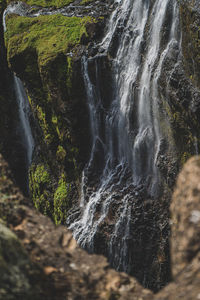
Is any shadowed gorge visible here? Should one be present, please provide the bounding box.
[1,0,200,297]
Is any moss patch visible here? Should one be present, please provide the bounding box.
[53,174,71,224]
[29,164,53,216]
[5,14,95,67]
[80,0,94,4]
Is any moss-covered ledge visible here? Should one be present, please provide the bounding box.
[4,14,97,67]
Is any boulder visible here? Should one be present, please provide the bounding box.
[0,222,43,300]
[171,156,200,277]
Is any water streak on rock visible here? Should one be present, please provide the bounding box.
[13,76,34,166]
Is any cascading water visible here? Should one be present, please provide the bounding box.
[13,76,34,166]
[67,0,181,289]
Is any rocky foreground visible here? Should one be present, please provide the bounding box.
[0,153,200,299]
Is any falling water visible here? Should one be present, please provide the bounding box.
[68,0,180,286]
[13,76,34,166]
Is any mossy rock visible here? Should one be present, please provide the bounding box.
[53,174,71,224]
[4,11,100,223]
[29,163,54,217]
[29,163,74,224]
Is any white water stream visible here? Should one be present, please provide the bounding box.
[68,0,181,275]
[13,76,34,166]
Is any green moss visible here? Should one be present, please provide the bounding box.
[80,0,94,4]
[51,114,64,141]
[5,14,95,67]
[66,56,73,89]
[53,174,71,224]
[56,145,66,161]
[36,105,54,144]
[29,164,52,216]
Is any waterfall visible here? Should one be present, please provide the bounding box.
[3,6,34,167]
[13,76,34,166]
[68,0,180,286]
